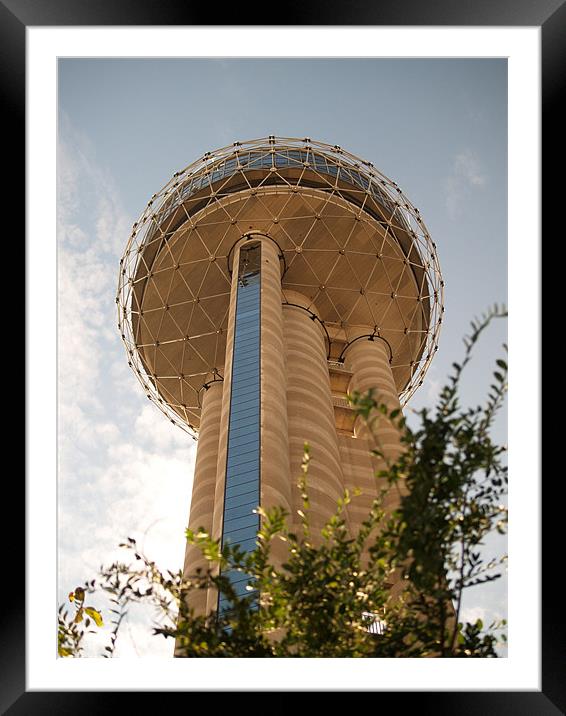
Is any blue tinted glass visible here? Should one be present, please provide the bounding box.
[231,345,259,360]
[230,405,258,422]
[224,524,258,542]
[225,473,258,492]
[226,467,258,484]
[231,367,259,380]
[229,423,260,440]
[230,442,258,464]
[226,452,259,469]
[230,407,258,424]
[227,450,258,466]
[229,414,260,430]
[223,513,259,533]
[231,373,259,389]
[224,537,257,554]
[225,458,259,475]
[231,387,259,402]
[229,408,260,424]
[230,389,259,405]
[230,397,259,414]
[220,242,262,613]
[224,501,257,521]
[226,478,259,498]
[230,395,259,411]
[238,309,260,320]
[224,464,258,482]
[227,443,259,459]
[224,483,258,502]
[226,473,258,491]
[227,446,257,462]
[225,458,258,476]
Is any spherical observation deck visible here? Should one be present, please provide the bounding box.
[117,137,444,435]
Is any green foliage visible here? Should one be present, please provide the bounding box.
[58,585,103,657]
[58,306,507,658]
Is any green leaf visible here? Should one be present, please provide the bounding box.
[84,607,104,627]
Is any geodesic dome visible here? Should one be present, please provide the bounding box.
[117,137,444,436]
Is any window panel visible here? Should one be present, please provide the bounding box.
[224,496,258,514]
[228,434,259,450]
[229,408,260,425]
[223,537,257,554]
[223,513,259,533]
[230,381,259,396]
[227,444,259,460]
[227,445,259,463]
[224,524,258,542]
[224,468,258,489]
[226,453,258,471]
[228,422,260,441]
[225,472,259,492]
[226,452,259,470]
[224,501,258,521]
[232,372,259,392]
[229,404,259,423]
[224,482,258,502]
[224,494,258,513]
[230,388,259,402]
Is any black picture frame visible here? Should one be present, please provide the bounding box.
[10,1,556,711]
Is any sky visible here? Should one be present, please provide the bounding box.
[57,58,508,658]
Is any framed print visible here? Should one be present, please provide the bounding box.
[11,0,556,710]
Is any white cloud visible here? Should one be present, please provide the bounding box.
[454,151,487,187]
[134,403,194,453]
[58,117,197,658]
[445,149,487,217]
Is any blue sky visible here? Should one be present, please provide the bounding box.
[57,58,507,657]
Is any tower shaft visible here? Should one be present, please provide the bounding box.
[182,234,407,615]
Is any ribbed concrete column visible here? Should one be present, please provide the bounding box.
[259,239,292,565]
[207,242,241,614]
[283,290,347,542]
[345,335,403,468]
[181,379,223,616]
[344,339,452,618]
[344,335,407,591]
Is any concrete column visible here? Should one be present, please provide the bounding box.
[181,379,223,616]
[207,242,241,614]
[283,290,348,542]
[259,239,292,566]
[345,335,403,468]
[344,335,407,590]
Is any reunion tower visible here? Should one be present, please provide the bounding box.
[117,137,444,617]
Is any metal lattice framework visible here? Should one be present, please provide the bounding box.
[117,137,444,437]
